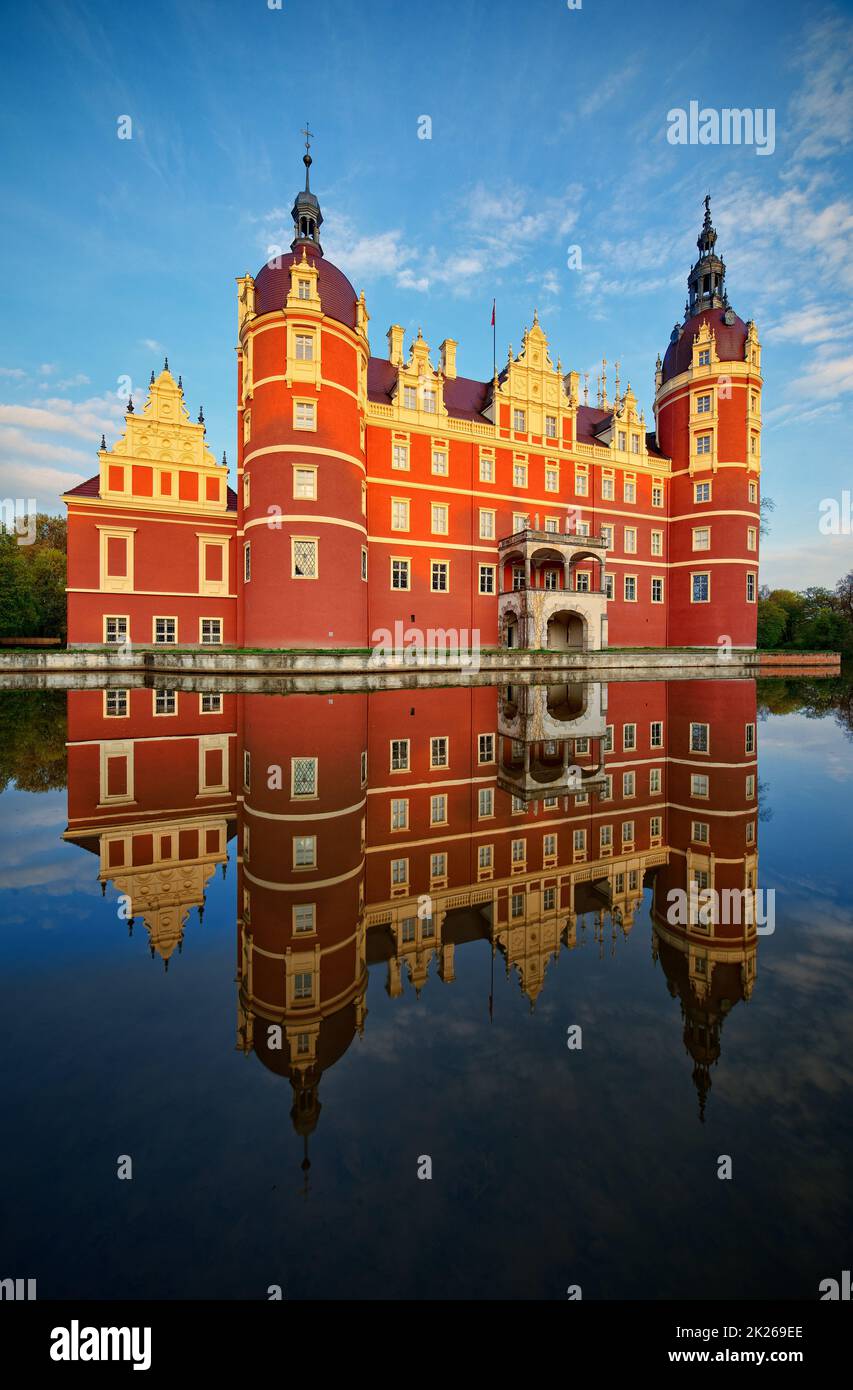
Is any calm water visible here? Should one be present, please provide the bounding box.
[0,674,850,1301]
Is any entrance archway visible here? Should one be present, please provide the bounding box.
[547,610,585,650]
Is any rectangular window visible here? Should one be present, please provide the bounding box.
[696,433,712,455]
[543,886,556,910]
[431,503,448,534]
[649,768,661,794]
[749,480,758,503]
[291,757,317,798]
[105,689,128,717]
[430,794,447,825]
[200,618,222,645]
[698,348,710,365]
[623,771,636,797]
[623,479,636,502]
[430,737,449,768]
[511,837,526,864]
[153,690,176,717]
[604,725,614,753]
[652,483,664,507]
[605,574,614,600]
[575,469,588,496]
[602,476,614,500]
[154,617,177,644]
[479,509,495,539]
[478,733,494,763]
[650,721,663,748]
[511,892,524,918]
[651,530,663,557]
[430,852,446,880]
[651,576,664,603]
[693,526,711,551]
[478,787,494,818]
[431,560,449,592]
[621,821,635,846]
[294,972,313,1000]
[745,723,755,754]
[105,616,128,644]
[618,431,627,451]
[361,547,368,581]
[692,572,710,603]
[294,400,316,430]
[294,904,316,934]
[601,524,614,547]
[297,278,311,300]
[624,575,637,602]
[746,774,755,799]
[390,739,410,772]
[624,526,637,553]
[293,466,316,499]
[478,845,493,870]
[623,723,636,751]
[200,693,222,714]
[432,449,448,475]
[391,858,408,887]
[690,723,709,753]
[545,415,557,439]
[390,798,408,831]
[479,454,494,482]
[392,443,409,470]
[747,526,757,551]
[422,389,436,413]
[695,481,711,503]
[600,825,612,849]
[746,572,756,603]
[691,774,709,798]
[692,821,709,844]
[478,564,495,595]
[403,386,417,409]
[650,815,662,838]
[573,829,586,855]
[575,572,589,593]
[391,558,410,590]
[696,393,712,413]
[243,750,251,789]
[545,466,559,492]
[293,835,316,867]
[243,543,251,583]
[513,462,528,488]
[543,832,557,859]
[295,333,314,361]
[513,409,526,432]
[292,537,318,578]
[391,499,409,531]
[631,435,640,454]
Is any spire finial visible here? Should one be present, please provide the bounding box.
[177,374,182,391]
[583,371,589,406]
[164,356,169,373]
[302,122,314,187]
[99,433,106,451]
[198,405,205,425]
[127,395,134,414]
[150,369,155,385]
[221,450,227,466]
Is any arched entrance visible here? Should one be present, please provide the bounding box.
[547,610,585,650]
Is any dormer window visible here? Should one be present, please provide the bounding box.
[403,386,417,409]
[513,409,526,432]
[422,389,436,413]
[631,435,640,453]
[545,415,557,438]
[297,279,311,300]
[618,431,626,450]
[698,348,710,366]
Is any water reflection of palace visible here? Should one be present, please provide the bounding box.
[63,679,759,1135]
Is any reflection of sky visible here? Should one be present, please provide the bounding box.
[0,694,850,1301]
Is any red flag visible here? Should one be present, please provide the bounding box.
[490,299,495,327]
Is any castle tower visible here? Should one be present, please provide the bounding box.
[235,137,370,648]
[655,199,762,648]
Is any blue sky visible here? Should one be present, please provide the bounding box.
[0,0,851,589]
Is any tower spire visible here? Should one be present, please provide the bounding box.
[686,195,728,320]
[291,126,323,252]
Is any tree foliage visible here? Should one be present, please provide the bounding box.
[0,513,67,640]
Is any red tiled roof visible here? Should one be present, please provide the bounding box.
[367,357,493,424]
[662,307,748,385]
[575,405,613,446]
[255,241,358,328]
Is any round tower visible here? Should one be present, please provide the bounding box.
[236,137,370,648]
[655,198,762,649]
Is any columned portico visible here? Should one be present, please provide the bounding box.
[497,528,609,651]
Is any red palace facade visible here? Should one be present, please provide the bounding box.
[64,162,762,653]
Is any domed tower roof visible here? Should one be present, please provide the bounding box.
[253,130,358,329]
[661,196,747,385]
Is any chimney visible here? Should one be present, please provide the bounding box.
[439,338,457,379]
[387,325,405,365]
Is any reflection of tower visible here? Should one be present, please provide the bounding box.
[236,693,368,1165]
[650,679,759,1119]
[63,688,237,964]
